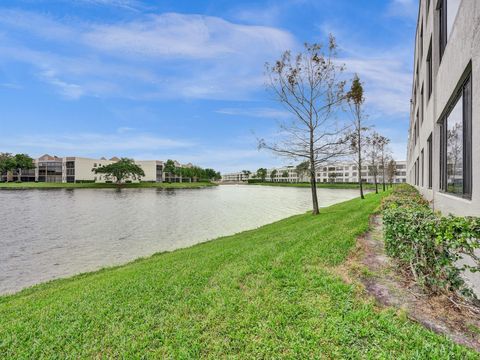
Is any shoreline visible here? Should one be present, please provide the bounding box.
[1,191,475,357]
[0,181,216,190]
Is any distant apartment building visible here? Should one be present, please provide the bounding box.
[407,0,479,216]
[221,171,251,182]
[222,161,407,184]
[1,154,192,183]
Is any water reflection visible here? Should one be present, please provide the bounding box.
[0,185,360,294]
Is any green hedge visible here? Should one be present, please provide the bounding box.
[382,184,480,299]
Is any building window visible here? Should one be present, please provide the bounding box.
[439,71,472,197]
[427,39,433,100]
[438,0,461,61]
[427,134,433,189]
[419,21,423,60]
[421,149,424,187]
[416,157,420,185]
[420,84,424,124]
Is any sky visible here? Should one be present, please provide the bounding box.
[0,0,418,173]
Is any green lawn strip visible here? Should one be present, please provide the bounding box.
[249,182,378,190]
[0,182,216,189]
[0,192,476,358]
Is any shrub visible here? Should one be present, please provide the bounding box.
[382,184,480,299]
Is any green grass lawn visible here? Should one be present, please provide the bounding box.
[0,192,475,358]
[0,181,216,189]
[250,181,379,190]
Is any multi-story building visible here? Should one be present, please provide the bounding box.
[1,154,193,183]
[407,0,479,216]
[221,171,251,182]
[222,161,407,184]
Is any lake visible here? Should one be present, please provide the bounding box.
[0,185,361,295]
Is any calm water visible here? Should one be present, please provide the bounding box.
[0,185,360,295]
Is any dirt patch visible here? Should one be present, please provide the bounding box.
[337,215,480,352]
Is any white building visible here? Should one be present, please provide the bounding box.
[407,0,479,216]
[2,154,193,183]
[221,172,251,182]
[222,161,407,184]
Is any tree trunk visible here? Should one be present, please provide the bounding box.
[374,171,378,194]
[382,165,386,192]
[357,126,364,199]
[310,128,319,215]
[310,165,319,215]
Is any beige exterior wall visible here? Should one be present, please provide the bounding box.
[407,0,480,216]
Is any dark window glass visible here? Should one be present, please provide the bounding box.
[427,39,433,99]
[439,0,461,61]
[419,22,423,60]
[439,72,472,197]
[420,84,424,124]
[427,134,433,188]
[421,149,425,187]
[438,0,447,60]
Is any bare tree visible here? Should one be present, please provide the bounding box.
[345,74,369,199]
[377,136,391,191]
[386,158,397,187]
[259,37,347,215]
[365,132,382,194]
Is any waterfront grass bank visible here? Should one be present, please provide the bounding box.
[0,181,216,190]
[0,193,475,358]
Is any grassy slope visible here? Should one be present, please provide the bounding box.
[0,193,475,358]
[250,182,377,190]
[0,181,215,189]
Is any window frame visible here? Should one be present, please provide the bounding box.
[426,38,433,100]
[438,67,472,198]
[427,133,433,189]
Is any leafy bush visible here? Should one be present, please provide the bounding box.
[75,180,95,184]
[382,184,480,298]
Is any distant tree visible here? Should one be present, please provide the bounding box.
[164,159,177,183]
[345,74,369,199]
[328,172,338,184]
[256,168,267,182]
[179,167,193,182]
[93,158,145,184]
[270,169,277,182]
[260,36,348,215]
[281,170,289,181]
[377,136,391,191]
[386,158,397,187]
[295,161,309,183]
[204,168,218,180]
[0,153,15,182]
[241,170,251,181]
[13,154,35,182]
[365,132,384,194]
[0,153,34,182]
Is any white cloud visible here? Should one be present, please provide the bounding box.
[0,10,296,101]
[1,132,194,158]
[340,53,412,116]
[215,107,291,120]
[84,13,294,59]
[39,69,85,99]
[386,0,418,20]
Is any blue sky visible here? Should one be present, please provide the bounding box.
[0,0,417,172]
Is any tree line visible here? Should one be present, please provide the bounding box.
[0,153,35,181]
